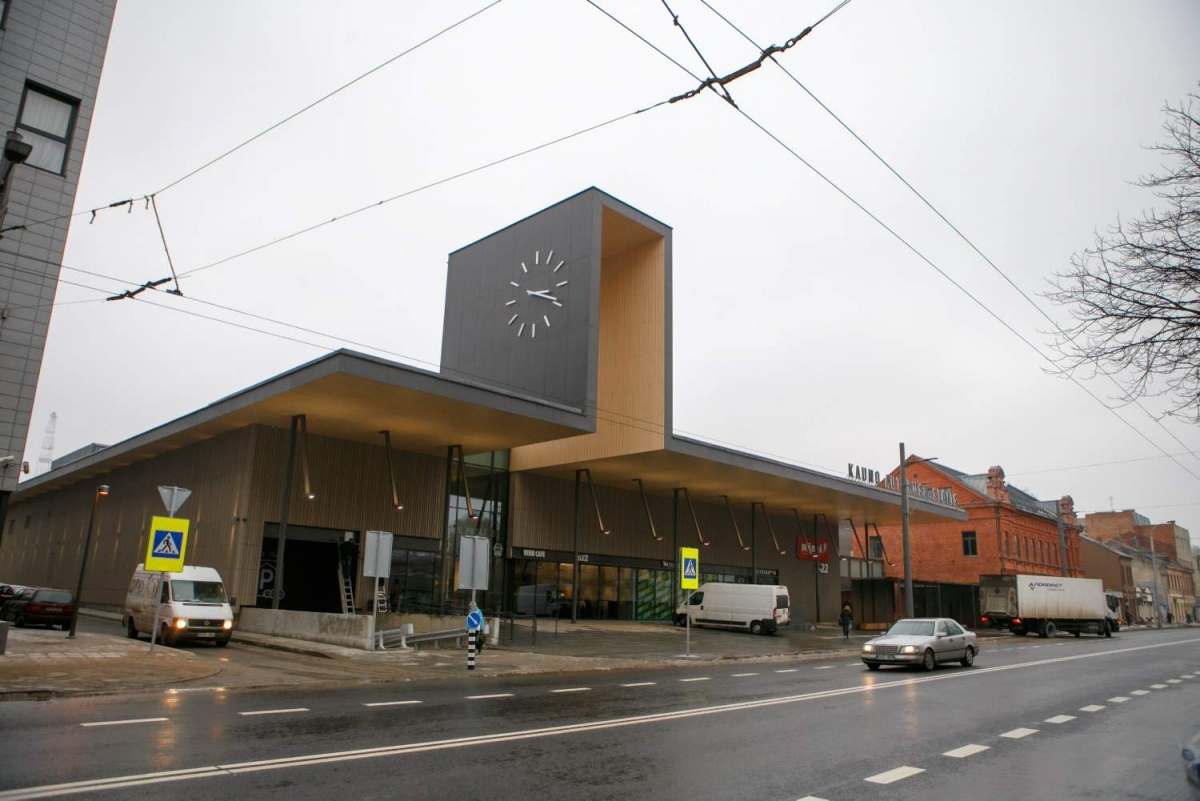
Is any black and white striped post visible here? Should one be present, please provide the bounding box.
[467,630,476,671]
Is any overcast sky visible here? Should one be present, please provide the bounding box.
[27,1,1200,546]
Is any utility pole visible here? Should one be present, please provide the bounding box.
[899,443,913,618]
[1150,536,1163,628]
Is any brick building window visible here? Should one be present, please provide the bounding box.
[868,536,883,560]
[961,530,977,557]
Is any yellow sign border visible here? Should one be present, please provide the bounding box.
[144,516,190,573]
[680,547,700,590]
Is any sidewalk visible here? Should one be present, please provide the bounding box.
[0,627,220,699]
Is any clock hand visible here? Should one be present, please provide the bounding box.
[526,290,559,301]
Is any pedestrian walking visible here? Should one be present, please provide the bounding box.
[839,603,853,639]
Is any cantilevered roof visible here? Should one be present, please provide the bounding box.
[15,350,593,500]
[521,434,966,525]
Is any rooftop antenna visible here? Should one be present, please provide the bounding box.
[36,412,56,475]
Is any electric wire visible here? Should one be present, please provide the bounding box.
[700,0,1200,467]
[175,100,670,279]
[585,0,1200,485]
[1006,450,1200,478]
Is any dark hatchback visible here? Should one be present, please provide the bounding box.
[1,587,75,629]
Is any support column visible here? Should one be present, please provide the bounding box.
[672,488,681,610]
[572,469,581,624]
[272,415,300,611]
[439,445,455,608]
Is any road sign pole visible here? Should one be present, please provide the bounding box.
[685,589,691,657]
[149,573,163,653]
[467,630,476,671]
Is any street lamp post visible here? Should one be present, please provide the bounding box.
[898,445,939,620]
[67,485,109,639]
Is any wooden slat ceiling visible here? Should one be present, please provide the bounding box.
[520,448,963,526]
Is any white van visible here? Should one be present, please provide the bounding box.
[124,564,234,647]
[674,582,791,635]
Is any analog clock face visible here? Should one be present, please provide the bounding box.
[504,249,567,339]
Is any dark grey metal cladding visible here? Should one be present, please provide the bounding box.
[441,190,602,414]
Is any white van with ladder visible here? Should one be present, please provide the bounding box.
[674,582,791,635]
[124,564,234,646]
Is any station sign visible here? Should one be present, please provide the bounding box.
[797,536,831,563]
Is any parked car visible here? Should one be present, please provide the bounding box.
[0,583,27,604]
[861,617,979,671]
[673,582,790,635]
[1,587,75,629]
[124,564,234,646]
[1184,732,1200,799]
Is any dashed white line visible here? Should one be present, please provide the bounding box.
[79,717,168,728]
[621,682,656,687]
[1108,696,1130,703]
[731,673,758,678]
[363,700,422,708]
[1000,727,1038,739]
[864,766,925,784]
[796,796,829,801]
[1130,690,1150,696]
[1044,714,1076,724]
[551,687,592,694]
[1166,679,1183,684]
[813,665,835,670]
[1079,704,1105,713]
[465,694,513,700]
[775,669,799,673]
[1150,684,1168,689]
[238,708,309,717]
[943,744,989,758]
[679,677,710,683]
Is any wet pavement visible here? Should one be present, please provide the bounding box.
[0,626,1196,800]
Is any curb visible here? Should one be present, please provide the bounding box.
[231,634,337,660]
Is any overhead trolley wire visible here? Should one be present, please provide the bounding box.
[699,0,1200,467]
[585,0,1200,484]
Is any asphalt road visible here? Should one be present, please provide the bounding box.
[1,627,1197,800]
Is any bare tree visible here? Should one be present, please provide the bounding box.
[1047,88,1200,422]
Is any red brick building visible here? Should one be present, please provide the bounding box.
[869,458,1082,625]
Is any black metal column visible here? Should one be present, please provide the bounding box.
[272,415,300,611]
[439,445,455,608]
[750,503,757,584]
[572,469,581,624]
[672,488,681,610]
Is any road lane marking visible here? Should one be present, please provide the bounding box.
[1166,679,1182,684]
[621,682,656,687]
[813,666,835,670]
[731,673,758,677]
[679,677,710,683]
[1131,690,1150,695]
[796,796,829,801]
[237,708,309,717]
[1150,684,1168,689]
[775,669,798,673]
[1079,705,1105,712]
[1001,728,1038,739]
[551,688,591,694]
[79,717,168,728]
[1108,696,1130,703]
[465,694,513,700]
[10,636,1198,800]
[864,766,924,784]
[363,701,422,708]
[1044,715,1075,724]
[943,744,989,758]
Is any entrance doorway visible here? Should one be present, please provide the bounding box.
[258,524,358,613]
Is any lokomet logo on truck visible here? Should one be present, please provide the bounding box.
[144,516,189,573]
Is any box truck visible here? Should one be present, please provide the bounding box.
[979,574,1117,638]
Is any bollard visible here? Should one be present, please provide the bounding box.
[467,630,476,671]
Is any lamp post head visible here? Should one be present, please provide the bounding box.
[96,485,109,498]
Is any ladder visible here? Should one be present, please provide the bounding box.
[337,563,355,614]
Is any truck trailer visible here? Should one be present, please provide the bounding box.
[979,574,1117,638]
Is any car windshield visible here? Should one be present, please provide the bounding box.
[171,581,227,603]
[886,620,935,636]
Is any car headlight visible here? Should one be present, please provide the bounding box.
[173,618,188,630]
[222,620,233,630]
[1184,748,1196,762]
[900,645,917,654]
[862,644,874,653]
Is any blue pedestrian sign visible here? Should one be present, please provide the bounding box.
[144,516,189,573]
[466,608,484,631]
[680,547,699,590]
[153,531,181,557]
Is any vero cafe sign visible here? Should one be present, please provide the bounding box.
[847,463,959,508]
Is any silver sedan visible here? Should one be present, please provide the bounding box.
[860,617,979,671]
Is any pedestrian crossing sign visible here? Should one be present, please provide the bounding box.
[680,547,699,590]
[144,516,189,573]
